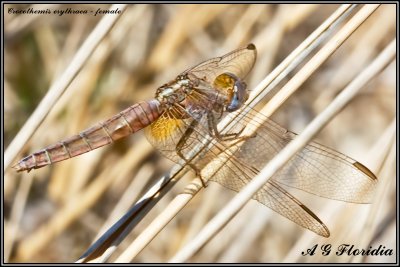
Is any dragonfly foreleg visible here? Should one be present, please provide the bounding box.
[207,112,257,141]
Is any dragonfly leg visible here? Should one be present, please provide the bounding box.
[207,112,257,141]
[175,119,208,188]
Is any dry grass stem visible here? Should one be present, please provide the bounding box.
[5,4,395,263]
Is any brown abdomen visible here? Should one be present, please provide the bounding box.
[14,100,161,172]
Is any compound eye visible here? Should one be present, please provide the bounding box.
[213,72,248,112]
[226,80,248,112]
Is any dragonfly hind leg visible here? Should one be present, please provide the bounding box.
[175,119,208,188]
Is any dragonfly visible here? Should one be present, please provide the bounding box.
[14,43,377,237]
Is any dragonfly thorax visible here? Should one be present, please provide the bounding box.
[155,76,194,107]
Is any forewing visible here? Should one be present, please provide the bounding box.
[183,44,257,84]
[234,111,378,203]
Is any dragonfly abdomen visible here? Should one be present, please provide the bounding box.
[13,100,161,172]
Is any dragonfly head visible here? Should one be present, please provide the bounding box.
[213,72,249,112]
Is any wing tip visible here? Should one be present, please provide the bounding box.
[247,43,256,50]
[353,162,378,181]
[322,228,331,238]
[299,204,330,237]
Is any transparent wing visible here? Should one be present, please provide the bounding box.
[182,43,257,84]
[223,110,378,204]
[204,150,330,237]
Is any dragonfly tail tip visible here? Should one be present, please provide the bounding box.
[11,162,27,173]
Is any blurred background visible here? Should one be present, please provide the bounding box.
[4,3,396,263]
